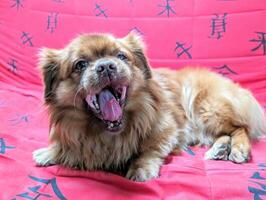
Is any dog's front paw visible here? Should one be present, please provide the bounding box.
[204,135,231,161]
[126,167,159,182]
[228,144,250,163]
[204,142,230,161]
[126,163,160,182]
[33,147,55,166]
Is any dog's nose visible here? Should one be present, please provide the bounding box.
[96,60,117,74]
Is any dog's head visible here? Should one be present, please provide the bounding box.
[39,33,151,134]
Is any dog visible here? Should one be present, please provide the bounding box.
[33,33,265,182]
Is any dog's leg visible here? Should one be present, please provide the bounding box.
[228,127,251,163]
[126,155,163,182]
[195,92,254,164]
[126,128,180,182]
[204,135,231,160]
[33,144,58,166]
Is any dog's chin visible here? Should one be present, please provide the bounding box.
[85,85,128,134]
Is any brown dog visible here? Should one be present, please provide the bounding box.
[33,33,265,181]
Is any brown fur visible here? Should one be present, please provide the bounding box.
[33,33,266,181]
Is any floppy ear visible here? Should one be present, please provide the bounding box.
[38,48,60,104]
[122,33,152,79]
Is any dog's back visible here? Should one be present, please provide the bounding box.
[154,67,265,162]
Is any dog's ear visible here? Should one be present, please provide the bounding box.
[122,33,152,79]
[38,48,60,104]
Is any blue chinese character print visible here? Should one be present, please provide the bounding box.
[174,41,192,59]
[16,185,52,199]
[249,171,266,200]
[209,13,228,39]
[47,13,58,33]
[10,0,24,11]
[20,32,33,47]
[213,65,237,76]
[249,181,266,200]
[94,3,108,18]
[10,114,29,125]
[129,27,144,35]
[13,175,67,200]
[251,172,266,180]
[258,163,266,169]
[157,0,176,17]
[182,146,195,156]
[7,58,19,74]
[0,138,15,154]
[250,32,266,55]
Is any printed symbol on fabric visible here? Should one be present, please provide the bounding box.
[7,58,18,74]
[47,13,59,33]
[258,163,266,169]
[52,0,64,2]
[174,41,192,59]
[0,138,15,154]
[129,27,144,35]
[248,165,266,200]
[209,13,228,39]
[12,175,67,200]
[95,3,108,18]
[213,65,237,76]
[250,32,266,55]
[20,32,33,47]
[158,0,176,17]
[182,146,195,156]
[10,114,29,125]
[11,0,24,11]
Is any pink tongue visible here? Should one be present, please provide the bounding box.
[98,89,122,122]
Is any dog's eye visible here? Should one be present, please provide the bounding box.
[74,60,88,71]
[117,52,127,61]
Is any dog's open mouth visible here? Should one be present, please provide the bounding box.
[85,86,127,132]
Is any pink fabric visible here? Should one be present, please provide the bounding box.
[0,0,266,199]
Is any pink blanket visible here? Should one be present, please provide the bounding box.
[0,0,265,199]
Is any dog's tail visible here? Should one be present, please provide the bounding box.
[233,89,266,139]
[247,94,266,139]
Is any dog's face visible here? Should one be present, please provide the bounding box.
[39,33,151,134]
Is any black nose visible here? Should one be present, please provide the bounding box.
[96,60,117,74]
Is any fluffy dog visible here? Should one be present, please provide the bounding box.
[33,33,265,182]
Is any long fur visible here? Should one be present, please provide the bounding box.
[33,33,266,182]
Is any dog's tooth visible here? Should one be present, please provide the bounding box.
[121,86,127,100]
[107,122,110,127]
[92,95,100,110]
[108,122,114,128]
[93,101,99,110]
[95,102,99,110]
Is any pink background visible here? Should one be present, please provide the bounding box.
[0,0,266,199]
